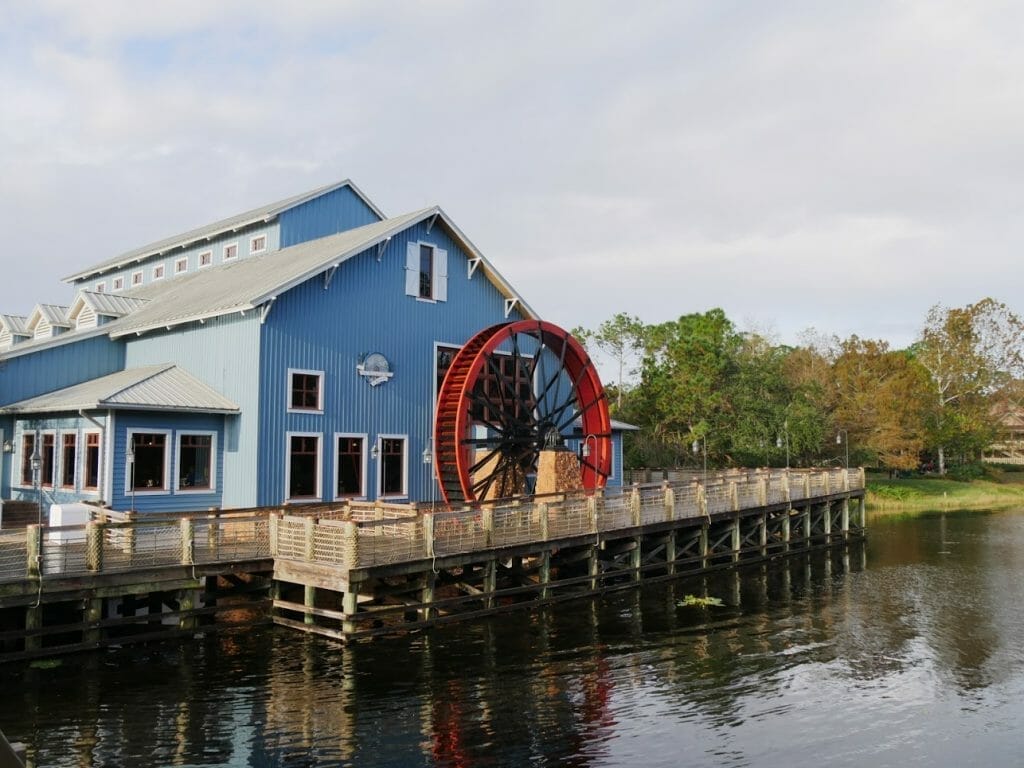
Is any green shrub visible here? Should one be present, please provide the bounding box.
[869,484,923,500]
[947,462,988,482]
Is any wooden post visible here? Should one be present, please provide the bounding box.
[540,550,552,598]
[26,524,41,579]
[484,558,497,609]
[782,513,791,553]
[342,520,359,569]
[631,537,642,582]
[421,573,436,621]
[180,518,194,566]
[587,492,600,533]
[730,481,739,512]
[803,507,812,544]
[179,587,197,631]
[859,495,867,529]
[539,502,549,541]
[482,507,494,547]
[843,469,850,491]
[803,474,811,499]
[588,541,600,592]
[423,512,435,559]
[207,510,220,560]
[783,471,791,502]
[85,521,103,572]
[303,516,315,562]
[665,532,677,576]
[698,484,708,518]
[823,503,832,538]
[125,510,137,563]
[305,584,317,626]
[664,483,675,522]
[823,470,830,496]
[759,512,768,558]
[759,478,768,506]
[630,485,641,527]
[699,523,709,569]
[269,513,279,556]
[731,519,741,563]
[841,498,850,538]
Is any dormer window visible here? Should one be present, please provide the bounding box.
[94,282,106,293]
[224,243,238,261]
[175,257,188,274]
[250,235,267,254]
[152,264,165,280]
[199,251,213,268]
[113,277,125,291]
[131,270,144,287]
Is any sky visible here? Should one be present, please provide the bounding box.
[2,0,1023,351]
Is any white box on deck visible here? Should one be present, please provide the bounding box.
[50,503,92,543]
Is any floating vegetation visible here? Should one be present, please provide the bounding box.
[678,594,724,608]
[29,659,62,670]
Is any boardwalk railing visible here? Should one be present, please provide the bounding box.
[0,468,864,585]
[275,467,864,572]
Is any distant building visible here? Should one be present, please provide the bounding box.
[0,180,626,513]
[982,401,1024,465]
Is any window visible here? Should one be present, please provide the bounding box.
[95,282,106,293]
[378,436,407,498]
[177,432,214,491]
[20,433,35,486]
[405,242,448,301]
[223,242,238,261]
[335,435,366,499]
[152,264,165,280]
[131,270,144,286]
[61,434,76,488]
[175,257,189,274]
[41,433,55,488]
[250,235,267,254]
[128,431,168,491]
[288,370,323,412]
[83,432,100,491]
[199,250,213,268]
[436,344,461,398]
[112,277,125,291]
[287,433,321,500]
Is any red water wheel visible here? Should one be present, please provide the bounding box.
[434,320,612,504]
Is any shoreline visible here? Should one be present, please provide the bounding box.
[866,475,1024,513]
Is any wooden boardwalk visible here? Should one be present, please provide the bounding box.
[0,468,865,660]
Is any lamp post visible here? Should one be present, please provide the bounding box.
[836,428,849,469]
[125,440,135,513]
[30,443,42,526]
[691,435,707,486]
[776,421,790,469]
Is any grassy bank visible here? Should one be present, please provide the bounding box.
[866,473,1024,512]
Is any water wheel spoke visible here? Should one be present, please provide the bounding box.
[579,456,610,478]
[557,391,607,433]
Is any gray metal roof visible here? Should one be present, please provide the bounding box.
[63,179,385,283]
[0,364,240,414]
[69,290,150,321]
[0,315,29,335]
[107,206,537,338]
[30,304,71,329]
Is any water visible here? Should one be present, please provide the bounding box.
[4,508,1024,767]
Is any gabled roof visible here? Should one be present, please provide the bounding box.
[108,206,537,338]
[67,291,150,324]
[25,304,70,333]
[63,179,385,283]
[0,364,239,415]
[0,315,29,336]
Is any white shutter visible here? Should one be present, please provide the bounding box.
[434,248,448,302]
[405,242,419,296]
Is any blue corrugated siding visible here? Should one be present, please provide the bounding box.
[109,412,225,513]
[257,220,524,505]
[278,186,382,248]
[0,416,11,497]
[0,336,125,406]
[124,313,261,508]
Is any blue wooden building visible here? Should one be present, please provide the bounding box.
[0,180,626,514]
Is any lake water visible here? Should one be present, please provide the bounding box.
[4,508,1024,767]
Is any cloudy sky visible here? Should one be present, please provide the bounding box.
[2,1,1022,349]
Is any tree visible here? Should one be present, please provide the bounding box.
[572,313,644,411]
[914,299,1024,473]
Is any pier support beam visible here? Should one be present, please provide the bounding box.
[304,585,316,626]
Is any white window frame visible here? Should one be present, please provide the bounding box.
[223,242,239,261]
[94,281,106,293]
[124,428,172,495]
[376,433,408,500]
[112,276,125,291]
[249,234,267,255]
[152,264,165,281]
[287,368,325,413]
[174,430,217,493]
[39,429,57,489]
[81,428,102,495]
[16,429,37,489]
[333,432,368,500]
[285,431,322,502]
[131,270,144,287]
[58,430,78,490]
[198,250,213,268]
[175,257,189,274]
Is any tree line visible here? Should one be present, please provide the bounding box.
[572,299,1024,474]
